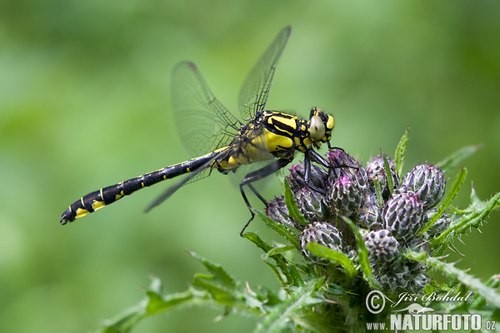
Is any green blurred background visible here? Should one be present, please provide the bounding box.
[1,1,499,332]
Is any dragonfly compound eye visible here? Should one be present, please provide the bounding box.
[309,114,326,142]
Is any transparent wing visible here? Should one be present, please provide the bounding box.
[238,26,292,121]
[172,61,241,157]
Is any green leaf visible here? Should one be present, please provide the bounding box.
[189,251,236,288]
[433,189,499,244]
[436,144,482,172]
[243,231,272,253]
[306,242,356,278]
[265,245,296,258]
[393,128,409,178]
[100,278,197,333]
[188,252,240,306]
[420,168,468,236]
[255,209,300,250]
[243,232,304,288]
[284,180,308,226]
[340,216,379,289]
[406,251,500,308]
[373,178,384,206]
[382,154,394,196]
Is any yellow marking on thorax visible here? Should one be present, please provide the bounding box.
[267,114,297,136]
[260,128,293,153]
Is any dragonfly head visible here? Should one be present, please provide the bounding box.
[308,107,335,146]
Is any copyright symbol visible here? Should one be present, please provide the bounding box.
[366,290,386,314]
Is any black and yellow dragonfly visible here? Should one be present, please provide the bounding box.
[60,26,335,233]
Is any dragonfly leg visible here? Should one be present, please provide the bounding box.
[239,158,291,236]
[303,150,327,196]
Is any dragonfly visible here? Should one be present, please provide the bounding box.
[60,26,335,234]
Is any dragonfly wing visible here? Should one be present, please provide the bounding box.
[238,26,291,121]
[171,61,241,157]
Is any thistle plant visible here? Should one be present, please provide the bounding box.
[100,130,500,333]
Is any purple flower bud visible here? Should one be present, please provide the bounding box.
[365,229,399,263]
[374,261,428,292]
[265,196,297,229]
[295,187,329,221]
[402,164,446,209]
[325,150,369,217]
[383,191,425,241]
[357,194,383,229]
[328,175,365,217]
[300,222,343,265]
[366,155,399,200]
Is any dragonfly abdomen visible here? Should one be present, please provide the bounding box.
[60,152,217,224]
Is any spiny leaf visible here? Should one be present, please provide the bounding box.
[393,128,409,178]
[436,144,482,172]
[243,232,303,288]
[189,251,236,288]
[434,190,499,244]
[406,251,500,308]
[255,278,324,333]
[284,180,308,226]
[100,278,197,333]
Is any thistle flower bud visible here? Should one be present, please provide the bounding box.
[327,175,365,217]
[364,229,399,263]
[375,261,428,292]
[300,222,343,264]
[402,164,446,209]
[295,187,329,221]
[265,196,297,229]
[383,191,425,241]
[365,155,399,200]
[325,150,369,217]
[327,149,368,191]
[357,194,383,229]
[327,148,361,170]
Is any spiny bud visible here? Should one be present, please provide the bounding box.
[383,191,424,241]
[366,155,399,200]
[265,196,297,229]
[328,175,364,217]
[375,261,428,292]
[295,187,329,221]
[365,229,399,263]
[402,164,446,209]
[327,149,368,191]
[325,149,368,217]
[357,194,383,229]
[300,222,343,265]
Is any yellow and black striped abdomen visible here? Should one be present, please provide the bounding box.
[60,151,219,224]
